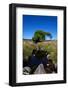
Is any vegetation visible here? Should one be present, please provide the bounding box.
[23,30,57,74]
[32,30,52,43]
[23,40,57,64]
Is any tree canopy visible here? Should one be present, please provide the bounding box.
[32,30,52,43]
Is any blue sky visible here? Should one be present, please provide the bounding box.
[23,15,57,40]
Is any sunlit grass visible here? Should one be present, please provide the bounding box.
[23,40,57,64]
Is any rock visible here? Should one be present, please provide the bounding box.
[23,66,31,75]
[34,63,46,74]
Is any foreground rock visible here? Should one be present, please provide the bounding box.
[34,64,46,74]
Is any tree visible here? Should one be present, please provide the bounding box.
[32,30,52,43]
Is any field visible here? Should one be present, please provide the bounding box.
[23,40,57,64]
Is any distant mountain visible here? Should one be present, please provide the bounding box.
[23,39,57,41]
[23,39,32,41]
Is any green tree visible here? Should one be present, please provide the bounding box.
[32,30,52,43]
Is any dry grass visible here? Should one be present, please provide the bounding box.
[23,40,57,64]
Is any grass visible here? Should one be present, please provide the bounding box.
[23,40,57,64]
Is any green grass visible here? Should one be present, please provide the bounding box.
[23,40,57,64]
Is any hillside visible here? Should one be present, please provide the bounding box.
[23,40,57,64]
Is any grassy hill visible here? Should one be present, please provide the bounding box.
[23,40,57,64]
